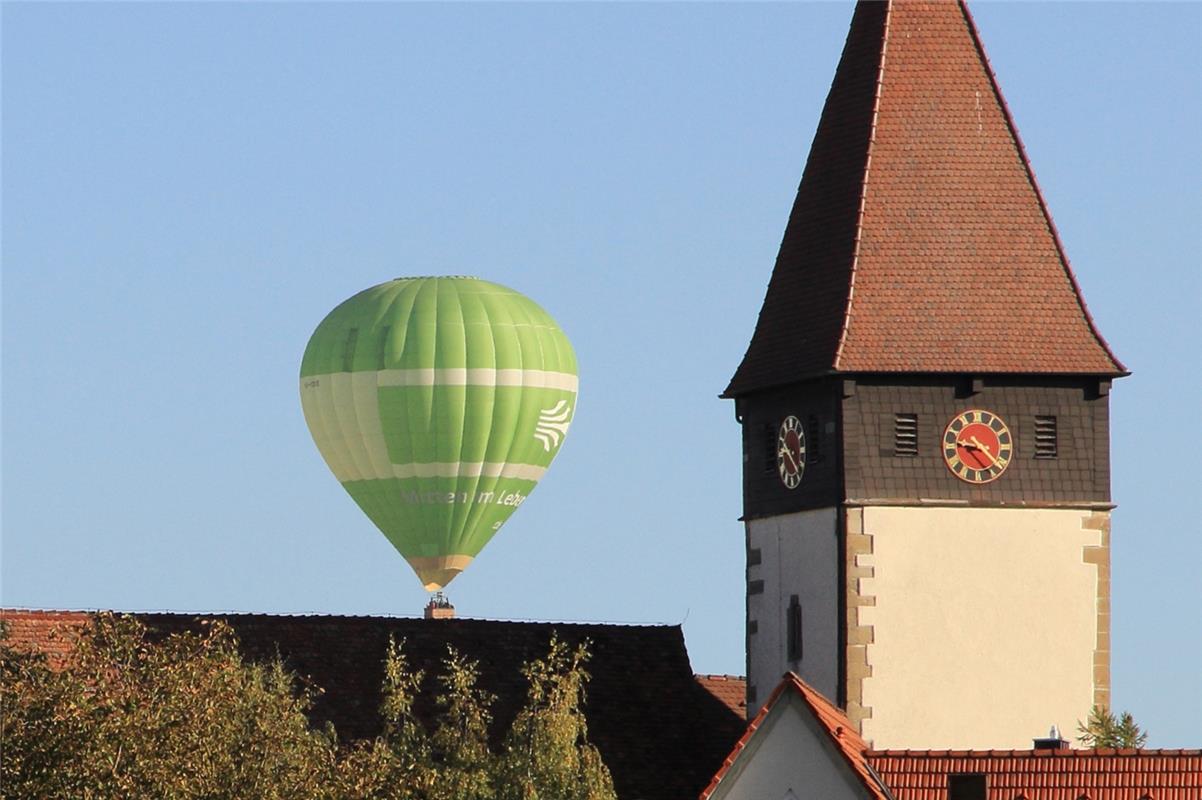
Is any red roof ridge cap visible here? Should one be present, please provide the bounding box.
[1,607,680,629]
[1,608,98,617]
[699,677,790,800]
[866,747,1202,759]
[701,673,887,800]
[833,0,893,372]
[957,0,1126,375]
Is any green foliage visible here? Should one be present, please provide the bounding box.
[495,638,614,800]
[1,613,335,800]
[335,637,614,800]
[2,617,615,800]
[1076,704,1148,748]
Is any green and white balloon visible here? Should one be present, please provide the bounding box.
[300,277,578,591]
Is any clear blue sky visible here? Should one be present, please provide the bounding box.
[3,2,1199,746]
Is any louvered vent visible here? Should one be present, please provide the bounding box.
[763,423,777,474]
[894,413,918,457]
[807,415,821,464]
[1034,415,1058,459]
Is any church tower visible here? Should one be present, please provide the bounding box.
[724,1,1125,749]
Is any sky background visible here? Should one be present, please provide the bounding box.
[3,2,1199,746]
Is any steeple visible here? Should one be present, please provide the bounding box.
[729,0,1122,748]
[725,0,1124,398]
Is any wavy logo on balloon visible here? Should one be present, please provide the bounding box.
[534,401,572,452]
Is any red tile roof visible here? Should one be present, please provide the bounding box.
[2,609,746,800]
[695,674,747,719]
[0,608,85,666]
[698,674,1200,800]
[867,749,1202,800]
[725,0,1124,397]
[700,672,889,800]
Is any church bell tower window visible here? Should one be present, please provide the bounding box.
[1034,415,1058,459]
[762,422,777,475]
[786,595,803,662]
[806,415,821,464]
[894,413,919,457]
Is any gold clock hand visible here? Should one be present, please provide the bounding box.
[779,446,798,471]
[969,435,998,467]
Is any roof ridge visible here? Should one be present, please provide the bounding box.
[866,748,1202,757]
[956,0,1127,375]
[833,0,893,372]
[724,0,1126,395]
[0,608,677,629]
[701,673,888,800]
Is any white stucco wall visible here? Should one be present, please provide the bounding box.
[856,505,1104,749]
[747,508,840,713]
[709,691,870,800]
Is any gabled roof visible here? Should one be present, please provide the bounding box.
[867,748,1202,800]
[695,674,748,719]
[700,672,889,800]
[699,674,1201,800]
[1,609,746,800]
[725,0,1124,397]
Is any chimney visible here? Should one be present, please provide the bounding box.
[1033,725,1071,751]
[423,592,455,620]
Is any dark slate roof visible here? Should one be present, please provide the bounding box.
[1,609,746,800]
[725,0,1124,398]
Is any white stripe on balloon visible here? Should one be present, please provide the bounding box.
[300,371,565,483]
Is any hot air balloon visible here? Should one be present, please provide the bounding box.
[300,276,578,591]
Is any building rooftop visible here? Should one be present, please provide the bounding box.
[868,748,1202,800]
[725,0,1124,398]
[701,672,889,800]
[1,608,747,800]
[701,672,1201,800]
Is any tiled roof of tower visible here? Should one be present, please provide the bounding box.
[724,0,1124,398]
[1,609,747,800]
[867,749,1202,800]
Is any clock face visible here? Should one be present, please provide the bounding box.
[942,409,1013,484]
[777,415,806,489]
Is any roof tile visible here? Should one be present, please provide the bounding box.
[701,672,889,800]
[725,0,1124,398]
[867,749,1202,800]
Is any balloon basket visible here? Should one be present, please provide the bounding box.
[423,592,455,620]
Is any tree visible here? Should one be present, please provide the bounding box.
[336,636,615,800]
[1,613,336,800]
[495,638,613,800]
[2,615,616,800]
[1076,704,1148,748]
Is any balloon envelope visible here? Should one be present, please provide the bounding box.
[300,277,578,591]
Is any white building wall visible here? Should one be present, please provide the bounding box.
[747,508,840,713]
[857,505,1104,749]
[708,691,871,800]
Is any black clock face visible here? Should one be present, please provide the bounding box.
[777,415,806,489]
